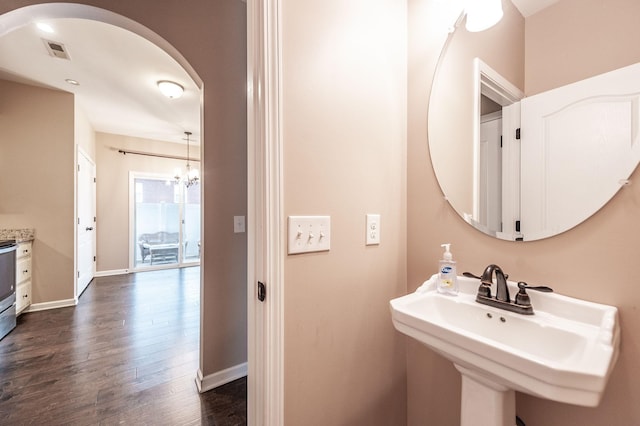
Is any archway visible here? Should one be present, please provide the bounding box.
[0,0,211,391]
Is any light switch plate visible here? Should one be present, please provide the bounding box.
[366,214,380,245]
[288,216,331,254]
[234,215,246,233]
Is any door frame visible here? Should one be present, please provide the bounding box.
[247,0,284,423]
[473,58,524,240]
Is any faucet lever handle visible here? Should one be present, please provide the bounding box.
[517,281,553,293]
[515,281,553,307]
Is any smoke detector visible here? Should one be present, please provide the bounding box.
[42,39,70,60]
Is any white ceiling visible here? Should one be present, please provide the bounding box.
[511,0,561,17]
[0,18,200,145]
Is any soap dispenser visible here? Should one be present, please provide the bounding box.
[437,243,458,295]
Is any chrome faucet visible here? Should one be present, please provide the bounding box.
[466,264,553,315]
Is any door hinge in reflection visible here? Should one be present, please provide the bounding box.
[257,281,266,302]
[516,128,521,140]
[93,256,96,262]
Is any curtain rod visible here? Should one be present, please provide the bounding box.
[117,148,201,162]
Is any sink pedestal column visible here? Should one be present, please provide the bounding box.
[456,365,516,426]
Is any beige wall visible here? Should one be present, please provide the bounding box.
[0,79,75,303]
[525,0,640,95]
[408,0,640,424]
[95,132,193,272]
[0,0,247,380]
[281,0,407,424]
[75,102,95,160]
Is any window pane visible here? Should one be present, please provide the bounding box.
[134,178,180,268]
[183,184,201,263]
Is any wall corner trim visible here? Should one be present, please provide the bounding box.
[95,269,129,277]
[27,298,77,313]
[195,362,248,393]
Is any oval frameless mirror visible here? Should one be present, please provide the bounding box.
[428,0,640,241]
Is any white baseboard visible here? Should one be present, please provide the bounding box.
[94,269,129,277]
[27,298,77,312]
[196,362,248,393]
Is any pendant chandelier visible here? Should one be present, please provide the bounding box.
[174,131,199,187]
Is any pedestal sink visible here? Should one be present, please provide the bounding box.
[390,274,620,426]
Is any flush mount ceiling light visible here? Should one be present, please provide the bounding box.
[465,0,504,32]
[157,80,184,99]
[65,78,79,86]
[36,22,54,33]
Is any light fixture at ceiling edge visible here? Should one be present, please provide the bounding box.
[157,80,184,99]
[465,0,504,32]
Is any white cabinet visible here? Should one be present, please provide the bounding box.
[15,242,32,315]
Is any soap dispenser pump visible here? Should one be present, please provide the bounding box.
[437,243,458,295]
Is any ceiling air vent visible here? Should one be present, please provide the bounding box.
[42,38,70,60]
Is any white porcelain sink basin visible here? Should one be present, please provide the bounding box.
[391,274,619,410]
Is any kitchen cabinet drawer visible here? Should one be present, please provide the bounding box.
[15,241,32,315]
[16,257,31,284]
[16,281,31,315]
[16,242,32,260]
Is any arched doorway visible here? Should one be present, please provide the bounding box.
[0,0,210,393]
[0,1,252,420]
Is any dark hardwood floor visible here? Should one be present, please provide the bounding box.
[0,267,246,425]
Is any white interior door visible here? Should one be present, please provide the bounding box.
[521,62,640,240]
[499,102,521,240]
[479,114,502,233]
[77,148,96,296]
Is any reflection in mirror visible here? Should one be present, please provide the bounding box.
[429,0,640,241]
[473,59,523,240]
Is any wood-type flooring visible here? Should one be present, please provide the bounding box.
[0,267,246,425]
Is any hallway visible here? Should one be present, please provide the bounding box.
[0,267,246,425]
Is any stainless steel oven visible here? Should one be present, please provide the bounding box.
[0,239,17,340]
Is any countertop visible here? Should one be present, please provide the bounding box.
[0,228,35,243]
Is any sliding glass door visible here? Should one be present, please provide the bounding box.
[132,173,200,269]
[182,182,201,264]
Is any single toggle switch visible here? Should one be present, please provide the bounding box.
[234,216,246,233]
[288,216,331,254]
